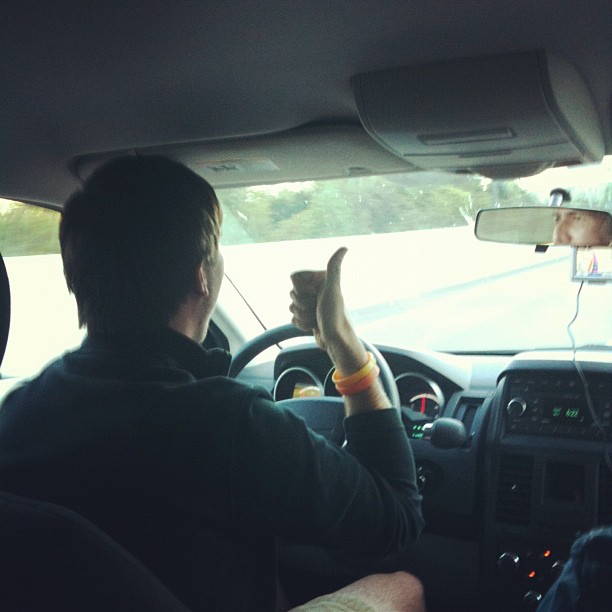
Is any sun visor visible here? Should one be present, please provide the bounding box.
[354,52,604,179]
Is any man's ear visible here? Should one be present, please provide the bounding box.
[195,262,209,297]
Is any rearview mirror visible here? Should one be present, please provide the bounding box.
[475,206,612,247]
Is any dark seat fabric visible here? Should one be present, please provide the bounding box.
[0,252,10,370]
[537,525,612,612]
[0,258,189,611]
[0,490,190,612]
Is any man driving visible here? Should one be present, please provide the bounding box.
[0,156,424,611]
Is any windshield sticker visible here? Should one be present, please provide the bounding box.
[197,158,279,173]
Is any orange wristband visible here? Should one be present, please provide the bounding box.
[335,365,380,396]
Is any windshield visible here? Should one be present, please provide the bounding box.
[1,159,610,378]
[218,158,612,353]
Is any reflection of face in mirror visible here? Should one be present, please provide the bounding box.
[552,209,612,247]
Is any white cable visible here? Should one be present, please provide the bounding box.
[567,281,612,471]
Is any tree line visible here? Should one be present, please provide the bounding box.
[2,173,609,255]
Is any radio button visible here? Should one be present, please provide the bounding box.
[507,397,527,418]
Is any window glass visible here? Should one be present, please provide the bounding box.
[0,200,83,377]
[218,160,611,352]
[0,157,610,377]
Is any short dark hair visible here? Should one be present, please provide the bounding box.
[60,156,221,336]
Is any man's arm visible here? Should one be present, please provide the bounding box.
[229,248,423,556]
[289,247,391,417]
[231,391,423,558]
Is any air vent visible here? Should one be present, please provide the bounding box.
[455,399,482,433]
[453,397,483,447]
[495,454,534,526]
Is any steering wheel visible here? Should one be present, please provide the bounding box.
[229,324,400,443]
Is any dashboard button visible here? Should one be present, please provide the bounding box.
[523,590,542,607]
[507,397,527,418]
[497,551,520,574]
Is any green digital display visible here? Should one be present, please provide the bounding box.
[544,401,588,425]
[409,423,425,439]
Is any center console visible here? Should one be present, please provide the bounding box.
[482,354,612,609]
[505,369,611,439]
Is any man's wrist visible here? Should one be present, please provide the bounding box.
[343,379,392,416]
[326,334,368,377]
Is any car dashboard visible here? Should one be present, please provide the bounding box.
[262,341,612,611]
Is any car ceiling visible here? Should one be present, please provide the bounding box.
[1,1,611,208]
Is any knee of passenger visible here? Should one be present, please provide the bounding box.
[388,570,424,598]
[385,571,425,610]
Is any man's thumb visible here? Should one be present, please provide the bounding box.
[326,247,348,285]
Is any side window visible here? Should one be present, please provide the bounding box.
[0,199,83,377]
[0,199,61,257]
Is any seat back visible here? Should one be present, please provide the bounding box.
[0,252,10,370]
[0,490,190,611]
[0,253,189,610]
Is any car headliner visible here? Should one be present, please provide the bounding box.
[1,1,610,208]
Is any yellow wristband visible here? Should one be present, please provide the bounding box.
[332,352,376,387]
[335,365,380,396]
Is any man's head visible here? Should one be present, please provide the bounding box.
[553,208,612,246]
[60,156,222,338]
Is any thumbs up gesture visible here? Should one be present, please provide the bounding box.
[290,248,390,413]
[290,248,364,375]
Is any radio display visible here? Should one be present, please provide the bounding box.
[542,400,590,425]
